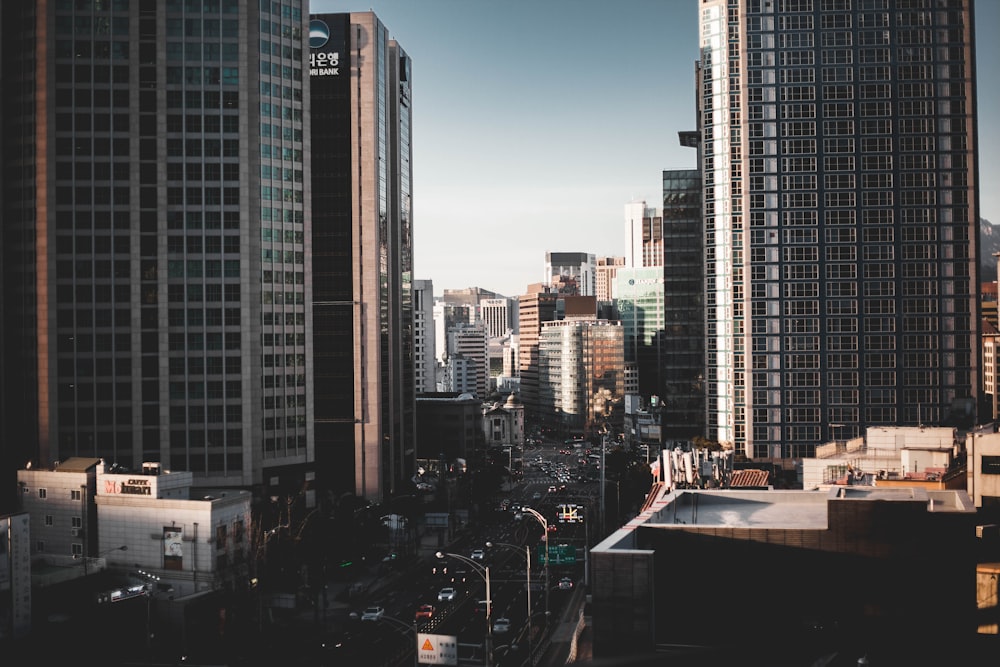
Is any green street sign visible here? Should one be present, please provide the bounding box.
[538,543,576,565]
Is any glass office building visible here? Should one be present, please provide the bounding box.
[1,1,313,493]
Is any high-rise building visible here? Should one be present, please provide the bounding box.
[699,0,980,459]
[413,280,437,395]
[544,252,596,296]
[1,2,313,499]
[447,323,488,399]
[309,11,414,502]
[594,256,625,302]
[619,169,705,442]
[538,319,624,437]
[518,284,559,429]
[480,297,515,338]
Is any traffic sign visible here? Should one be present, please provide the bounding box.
[417,632,458,665]
[557,503,584,523]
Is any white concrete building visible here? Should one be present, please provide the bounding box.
[413,279,438,394]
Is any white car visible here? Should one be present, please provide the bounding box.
[471,549,485,560]
[360,606,385,621]
[437,587,457,602]
[492,617,511,634]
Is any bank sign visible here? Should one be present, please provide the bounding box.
[308,18,346,77]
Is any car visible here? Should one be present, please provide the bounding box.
[492,617,512,634]
[548,485,557,493]
[471,548,485,560]
[415,604,436,620]
[450,570,468,584]
[558,577,574,590]
[532,491,542,501]
[437,587,457,602]
[361,606,385,621]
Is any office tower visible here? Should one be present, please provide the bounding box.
[619,170,705,442]
[594,256,625,302]
[699,0,980,459]
[480,297,515,339]
[538,319,624,437]
[310,12,414,502]
[518,284,559,429]
[447,324,488,399]
[624,202,661,269]
[413,280,437,395]
[544,252,596,296]
[1,2,313,495]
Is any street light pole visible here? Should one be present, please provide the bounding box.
[83,544,128,577]
[600,430,607,534]
[486,541,532,662]
[437,551,492,667]
[521,507,549,626]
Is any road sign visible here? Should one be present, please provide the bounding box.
[557,503,584,523]
[538,543,576,565]
[417,632,458,665]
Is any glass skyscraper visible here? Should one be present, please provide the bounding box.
[1,1,313,496]
[309,12,415,502]
[699,0,980,459]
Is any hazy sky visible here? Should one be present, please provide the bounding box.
[312,0,1000,299]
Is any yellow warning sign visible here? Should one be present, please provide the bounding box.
[422,638,435,651]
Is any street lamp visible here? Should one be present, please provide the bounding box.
[376,613,419,667]
[520,507,550,627]
[486,541,533,662]
[436,551,492,667]
[83,544,127,577]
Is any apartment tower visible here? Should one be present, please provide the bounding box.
[699,0,980,459]
[1,1,314,496]
[309,12,415,502]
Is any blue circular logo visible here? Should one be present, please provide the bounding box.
[309,20,330,49]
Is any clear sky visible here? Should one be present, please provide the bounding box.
[312,0,1000,299]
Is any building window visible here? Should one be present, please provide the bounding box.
[71,489,82,501]
[72,543,83,556]
[45,515,54,526]
[216,524,228,549]
[983,456,1000,475]
[72,516,82,528]
[37,541,45,553]
[38,488,47,499]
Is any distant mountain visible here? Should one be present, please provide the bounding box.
[981,217,1000,282]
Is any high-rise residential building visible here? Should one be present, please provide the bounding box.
[309,12,414,502]
[413,280,437,395]
[699,0,980,459]
[538,319,624,437]
[544,252,596,296]
[518,284,559,429]
[1,2,313,500]
[594,256,625,302]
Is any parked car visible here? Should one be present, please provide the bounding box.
[558,577,574,590]
[493,617,511,634]
[415,604,436,620]
[438,587,457,602]
[361,606,385,621]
